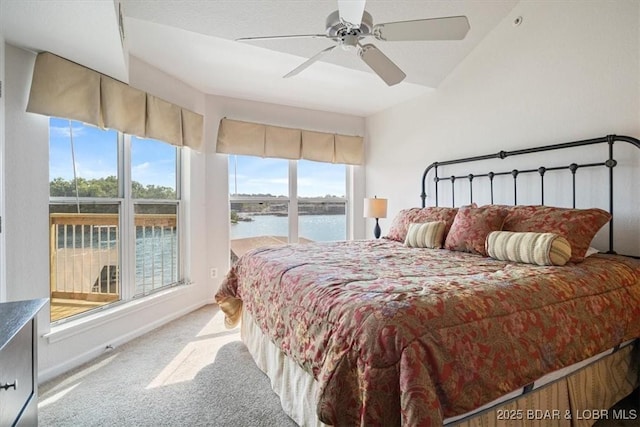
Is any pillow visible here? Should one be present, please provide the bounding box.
[444,205,509,255]
[384,207,458,242]
[404,221,446,248]
[585,246,599,257]
[485,231,572,266]
[502,206,611,262]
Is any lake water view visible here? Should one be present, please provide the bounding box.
[231,214,346,242]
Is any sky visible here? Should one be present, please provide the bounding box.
[50,117,346,197]
[49,117,176,189]
[229,155,346,197]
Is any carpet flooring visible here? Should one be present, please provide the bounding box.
[38,305,297,427]
[38,304,640,426]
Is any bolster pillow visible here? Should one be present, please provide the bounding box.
[485,231,572,266]
[404,221,446,249]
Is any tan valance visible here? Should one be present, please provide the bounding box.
[335,134,364,165]
[101,75,146,136]
[181,109,204,150]
[265,125,301,159]
[26,51,102,126]
[216,119,265,155]
[146,94,183,146]
[216,118,363,165]
[301,130,334,163]
[26,52,203,150]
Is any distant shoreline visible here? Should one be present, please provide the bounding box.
[239,212,344,216]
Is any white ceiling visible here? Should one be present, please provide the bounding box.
[1,0,127,81]
[1,0,518,117]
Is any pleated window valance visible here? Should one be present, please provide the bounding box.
[216,118,363,165]
[26,52,203,150]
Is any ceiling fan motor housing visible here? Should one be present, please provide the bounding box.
[325,10,373,38]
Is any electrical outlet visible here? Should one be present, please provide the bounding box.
[210,268,218,279]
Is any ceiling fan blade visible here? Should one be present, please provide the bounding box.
[338,0,366,28]
[374,16,470,41]
[358,44,406,86]
[237,34,331,42]
[284,45,337,78]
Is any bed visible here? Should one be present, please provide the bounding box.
[216,134,640,426]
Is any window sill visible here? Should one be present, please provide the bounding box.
[43,284,191,344]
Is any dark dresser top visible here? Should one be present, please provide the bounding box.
[0,299,48,351]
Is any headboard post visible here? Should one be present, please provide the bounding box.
[538,167,546,205]
[607,135,616,254]
[434,165,439,207]
[450,176,456,207]
[568,163,578,208]
[511,170,519,205]
[488,172,495,204]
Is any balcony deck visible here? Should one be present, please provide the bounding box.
[49,212,176,322]
[50,298,111,322]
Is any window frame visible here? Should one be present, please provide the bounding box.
[48,121,184,323]
[125,134,183,300]
[228,156,351,244]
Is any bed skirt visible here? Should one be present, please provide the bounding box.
[241,309,639,427]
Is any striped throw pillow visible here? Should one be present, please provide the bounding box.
[486,231,572,266]
[404,221,446,249]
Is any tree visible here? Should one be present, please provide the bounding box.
[50,176,176,199]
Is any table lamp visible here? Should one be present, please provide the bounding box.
[364,196,388,239]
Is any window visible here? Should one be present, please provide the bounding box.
[49,118,118,197]
[131,136,177,199]
[298,160,347,242]
[49,119,182,322]
[131,136,179,297]
[229,155,348,263]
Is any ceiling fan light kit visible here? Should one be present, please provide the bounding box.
[236,1,470,86]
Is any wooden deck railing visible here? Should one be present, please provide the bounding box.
[49,213,177,227]
[49,213,177,300]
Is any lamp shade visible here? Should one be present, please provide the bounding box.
[364,197,388,219]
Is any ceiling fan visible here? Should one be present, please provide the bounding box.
[236,0,470,86]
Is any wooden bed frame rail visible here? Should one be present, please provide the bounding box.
[420,134,640,255]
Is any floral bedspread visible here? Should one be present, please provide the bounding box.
[215,239,640,426]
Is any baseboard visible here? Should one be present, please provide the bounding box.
[38,299,209,384]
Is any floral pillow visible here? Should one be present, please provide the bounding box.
[384,207,458,242]
[502,205,611,262]
[444,205,509,255]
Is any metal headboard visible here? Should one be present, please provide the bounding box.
[420,134,640,255]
